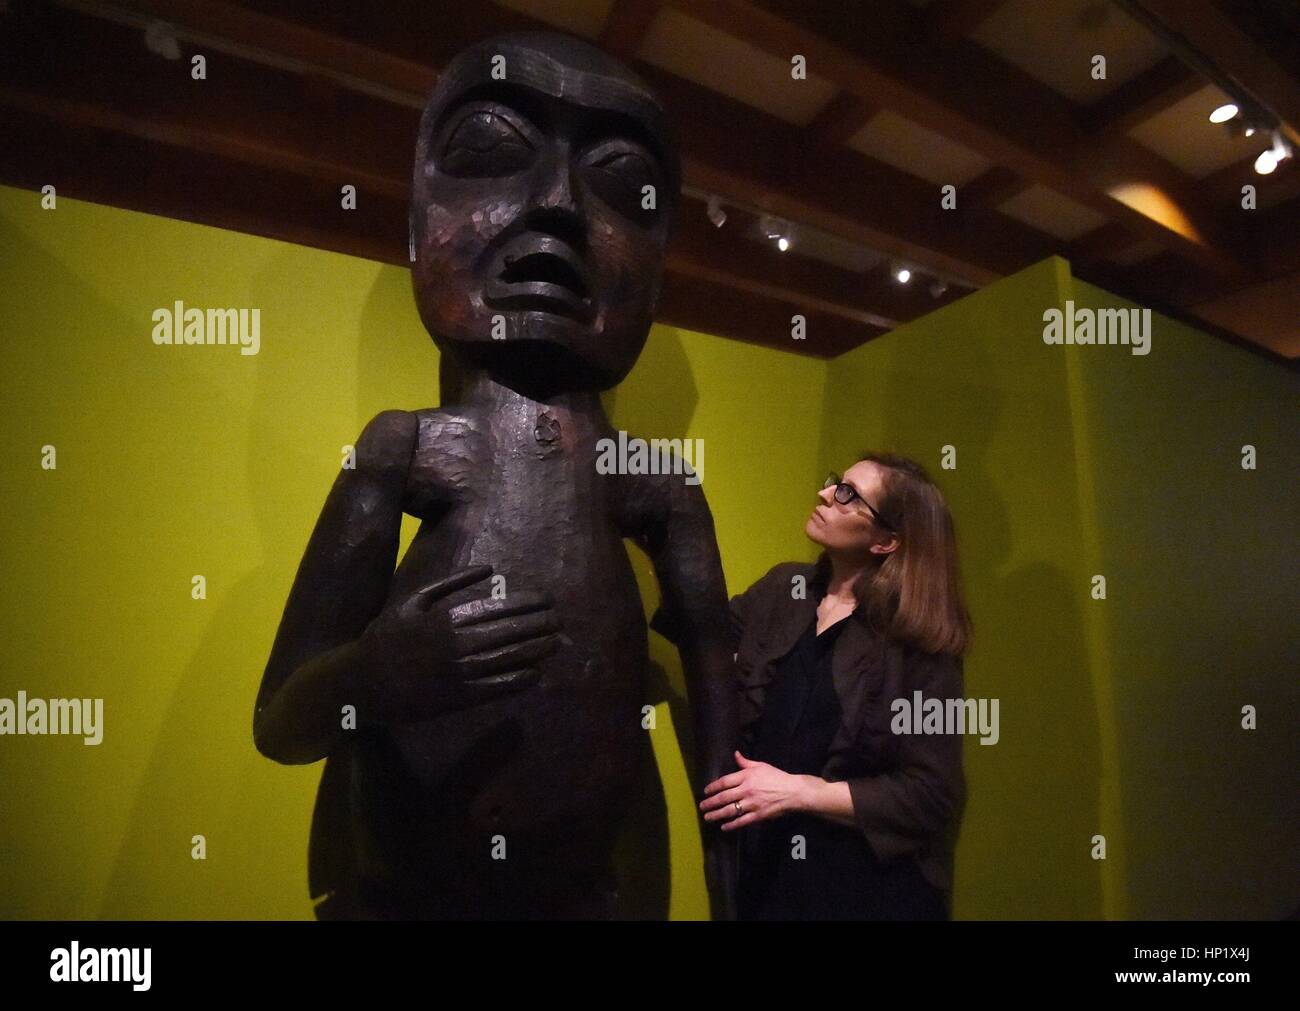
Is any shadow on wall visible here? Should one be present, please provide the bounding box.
[855,326,1105,919]
[0,220,200,918]
[98,242,395,918]
[0,221,315,919]
[606,323,703,917]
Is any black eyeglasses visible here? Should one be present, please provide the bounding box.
[823,472,898,533]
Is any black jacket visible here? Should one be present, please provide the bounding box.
[654,560,966,894]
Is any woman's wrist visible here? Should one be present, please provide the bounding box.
[791,774,859,829]
[791,773,824,814]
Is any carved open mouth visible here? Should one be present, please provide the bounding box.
[484,235,594,324]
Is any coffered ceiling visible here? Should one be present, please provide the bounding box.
[2,0,1296,361]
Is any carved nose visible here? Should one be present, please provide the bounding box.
[536,155,581,215]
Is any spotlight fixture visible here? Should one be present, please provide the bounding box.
[706,194,726,228]
[929,280,949,298]
[1114,0,1294,184]
[1255,131,1293,175]
[1224,114,1266,140]
[144,20,181,60]
[758,213,792,250]
[894,266,912,284]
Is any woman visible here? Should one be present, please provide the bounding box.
[699,451,972,920]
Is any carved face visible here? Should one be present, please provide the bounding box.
[410,34,679,393]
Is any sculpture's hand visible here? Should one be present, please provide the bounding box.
[357,563,560,725]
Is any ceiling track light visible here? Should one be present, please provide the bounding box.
[1114,1,1293,179]
[758,213,792,250]
[706,194,726,228]
[1200,98,1294,175]
[1221,108,1269,140]
[144,20,182,60]
[1254,130,1293,176]
[1208,102,1238,124]
[681,185,973,296]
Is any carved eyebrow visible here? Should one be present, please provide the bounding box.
[447,81,551,131]
[446,80,667,167]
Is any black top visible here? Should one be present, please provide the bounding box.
[736,606,946,920]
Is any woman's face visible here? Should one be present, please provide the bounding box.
[806,460,899,556]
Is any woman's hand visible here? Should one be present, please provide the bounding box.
[699,750,811,830]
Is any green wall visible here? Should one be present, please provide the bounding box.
[1,185,1293,919]
[0,185,823,919]
[821,257,1298,920]
[1059,272,1298,919]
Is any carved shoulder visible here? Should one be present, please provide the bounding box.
[402,405,488,520]
[608,465,674,544]
[353,409,418,476]
[607,436,711,543]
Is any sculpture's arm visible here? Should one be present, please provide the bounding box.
[634,472,740,920]
[253,410,417,765]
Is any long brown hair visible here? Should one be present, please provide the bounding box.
[814,451,972,657]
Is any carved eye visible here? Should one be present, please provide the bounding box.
[439,110,535,177]
[582,144,664,224]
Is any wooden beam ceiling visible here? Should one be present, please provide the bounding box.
[6,2,1065,323]
[1077,55,1204,138]
[686,0,1249,277]
[959,166,1030,211]
[1135,0,1300,148]
[805,92,877,149]
[599,0,662,61]
[1,0,1294,363]
[668,200,964,331]
[923,0,1007,42]
[0,0,899,356]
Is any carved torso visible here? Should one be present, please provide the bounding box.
[345,399,658,894]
